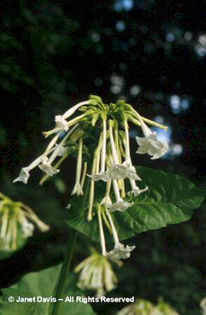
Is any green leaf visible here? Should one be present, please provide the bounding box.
[0,265,96,315]
[67,166,206,242]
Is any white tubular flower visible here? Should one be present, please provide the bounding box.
[107,243,136,264]
[100,180,112,207]
[13,133,61,184]
[136,115,169,159]
[128,179,148,196]
[13,155,43,184]
[74,251,117,297]
[108,180,133,212]
[39,156,60,176]
[55,115,69,131]
[123,120,142,181]
[105,209,135,265]
[97,205,107,256]
[62,100,90,119]
[72,138,83,196]
[89,119,109,182]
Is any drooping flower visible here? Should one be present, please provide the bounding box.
[55,115,69,131]
[108,198,133,212]
[13,167,30,184]
[108,179,133,212]
[128,179,148,196]
[0,192,49,251]
[135,113,169,159]
[39,156,60,176]
[74,250,117,297]
[136,132,169,160]
[97,205,136,266]
[107,243,136,264]
[71,138,84,196]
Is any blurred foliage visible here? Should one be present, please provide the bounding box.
[0,1,206,315]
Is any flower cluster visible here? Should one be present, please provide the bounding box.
[14,95,168,265]
[0,192,49,251]
[74,249,117,297]
[117,298,179,315]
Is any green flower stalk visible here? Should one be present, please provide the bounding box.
[74,250,117,297]
[0,192,49,251]
[14,95,169,264]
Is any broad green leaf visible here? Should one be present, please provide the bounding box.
[0,265,96,315]
[67,166,206,242]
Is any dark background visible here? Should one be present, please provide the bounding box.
[0,1,206,314]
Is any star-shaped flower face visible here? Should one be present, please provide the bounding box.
[107,162,129,180]
[108,199,133,212]
[100,196,112,207]
[107,160,140,180]
[128,185,148,196]
[13,167,30,184]
[107,242,136,264]
[38,157,60,176]
[55,115,69,131]
[88,172,109,182]
[136,132,169,159]
[71,183,83,196]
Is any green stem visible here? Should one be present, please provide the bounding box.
[51,230,78,315]
[51,177,90,315]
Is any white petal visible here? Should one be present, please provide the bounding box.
[13,168,30,184]
[55,115,69,131]
[55,144,68,157]
[128,186,148,196]
[88,172,109,182]
[107,163,128,180]
[100,196,112,207]
[22,220,34,237]
[71,183,83,196]
[39,163,59,176]
[107,242,136,263]
[136,132,168,159]
[108,199,133,212]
